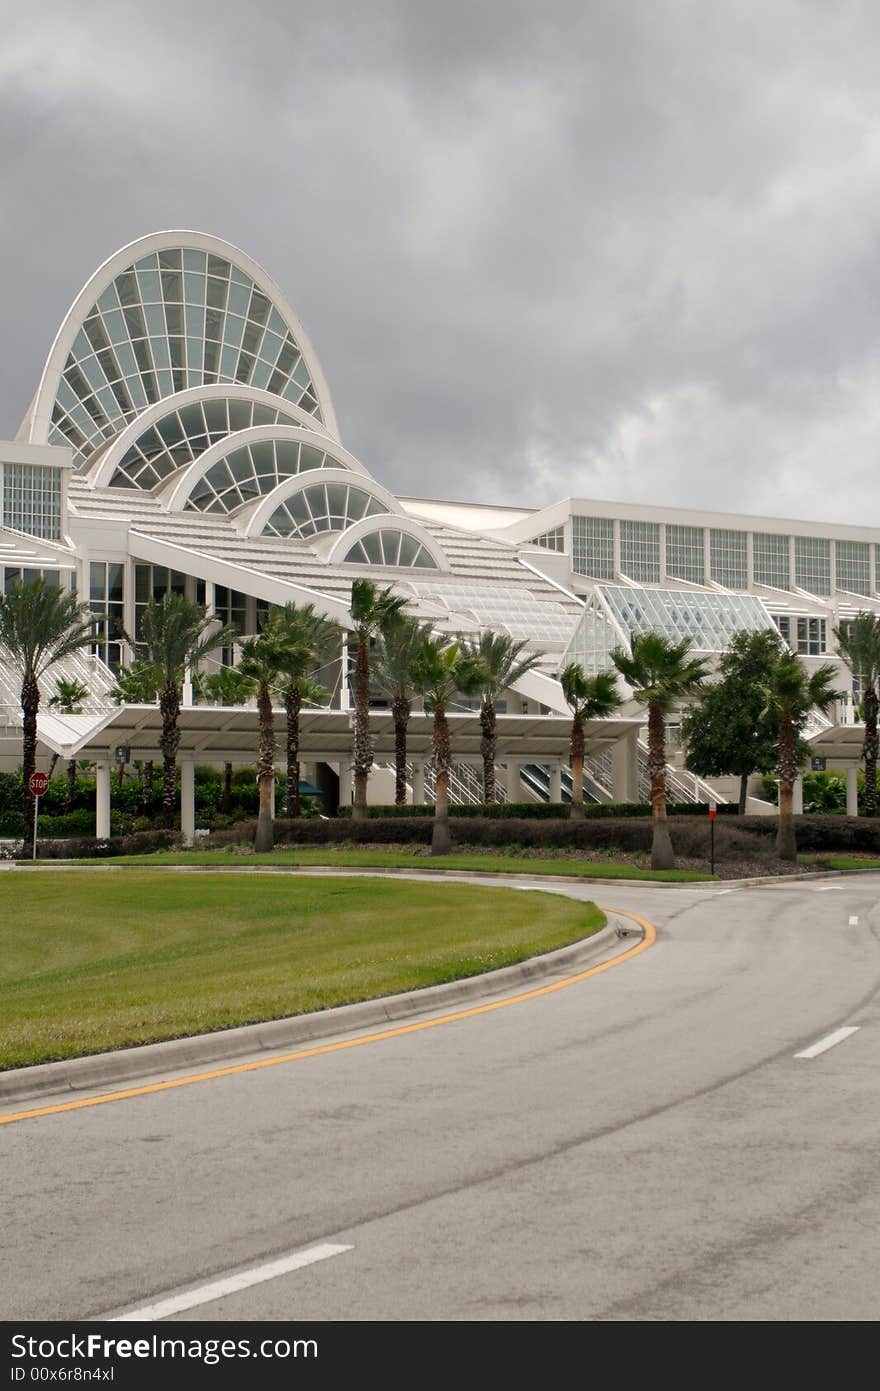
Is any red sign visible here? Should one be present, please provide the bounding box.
[708,806,717,821]
[28,771,49,797]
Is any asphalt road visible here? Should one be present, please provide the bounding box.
[2,871,879,1322]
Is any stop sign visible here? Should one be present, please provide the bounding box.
[28,771,49,797]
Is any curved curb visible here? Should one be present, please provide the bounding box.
[0,916,632,1108]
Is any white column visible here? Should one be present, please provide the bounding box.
[548,764,562,802]
[846,765,859,818]
[411,761,425,805]
[792,775,804,815]
[95,762,111,839]
[182,662,194,707]
[506,762,521,800]
[339,634,350,711]
[180,759,195,844]
[612,728,639,803]
[338,760,352,807]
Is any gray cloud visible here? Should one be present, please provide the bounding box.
[3,0,880,523]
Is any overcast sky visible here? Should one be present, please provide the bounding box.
[2,0,879,523]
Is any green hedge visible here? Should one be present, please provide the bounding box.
[335,800,733,820]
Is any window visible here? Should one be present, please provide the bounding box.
[774,614,827,654]
[90,561,125,671]
[1,463,62,540]
[2,567,65,593]
[260,483,389,538]
[709,529,747,589]
[794,537,831,595]
[571,516,614,578]
[619,520,660,583]
[342,528,438,568]
[133,563,186,645]
[753,532,789,590]
[835,540,870,595]
[665,525,704,583]
[214,585,248,665]
[530,527,565,553]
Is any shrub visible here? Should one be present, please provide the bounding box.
[31,829,184,860]
[334,800,729,820]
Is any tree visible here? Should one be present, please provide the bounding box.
[266,603,340,817]
[112,659,162,815]
[195,665,255,814]
[610,634,711,869]
[237,632,287,852]
[411,637,485,855]
[47,676,90,805]
[458,631,541,803]
[679,630,785,814]
[137,594,237,830]
[373,614,435,805]
[760,652,840,860]
[833,611,880,816]
[349,579,408,819]
[559,665,623,818]
[0,578,95,855]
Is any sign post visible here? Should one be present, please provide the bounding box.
[708,801,717,876]
[28,770,49,862]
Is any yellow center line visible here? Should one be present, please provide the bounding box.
[0,907,655,1128]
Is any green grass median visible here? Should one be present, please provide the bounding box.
[66,846,715,882]
[0,870,605,1070]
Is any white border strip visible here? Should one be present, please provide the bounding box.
[794,1026,859,1060]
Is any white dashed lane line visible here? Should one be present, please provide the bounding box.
[794,1026,860,1060]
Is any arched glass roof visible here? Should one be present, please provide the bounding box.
[33,234,336,467]
[184,439,351,515]
[107,394,307,490]
[341,527,438,569]
[261,481,390,539]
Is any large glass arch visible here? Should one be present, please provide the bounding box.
[166,428,373,514]
[24,231,338,467]
[326,514,449,571]
[261,480,391,539]
[87,387,321,490]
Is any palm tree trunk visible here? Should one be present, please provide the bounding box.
[254,680,275,852]
[569,717,585,819]
[159,681,181,831]
[47,752,59,780]
[222,762,232,815]
[392,693,410,805]
[479,700,496,804]
[776,711,798,860]
[738,772,749,816]
[20,673,39,857]
[431,703,451,856]
[352,637,372,820]
[648,699,675,869]
[863,685,878,816]
[66,758,78,812]
[285,684,302,818]
[142,760,154,816]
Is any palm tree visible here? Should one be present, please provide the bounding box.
[560,665,623,818]
[238,632,287,852]
[760,652,840,860]
[266,603,340,817]
[458,631,541,803]
[196,665,255,814]
[411,637,485,855]
[0,577,95,855]
[47,677,90,807]
[373,613,435,805]
[137,594,237,830]
[610,634,711,869]
[349,579,408,819]
[112,659,162,816]
[833,612,880,816]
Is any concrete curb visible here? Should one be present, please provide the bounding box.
[0,920,626,1107]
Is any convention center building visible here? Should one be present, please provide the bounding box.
[0,231,873,831]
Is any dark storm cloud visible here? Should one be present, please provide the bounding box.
[3,0,880,522]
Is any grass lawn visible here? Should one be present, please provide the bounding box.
[0,871,605,1071]
[797,854,880,871]
[70,846,715,882]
